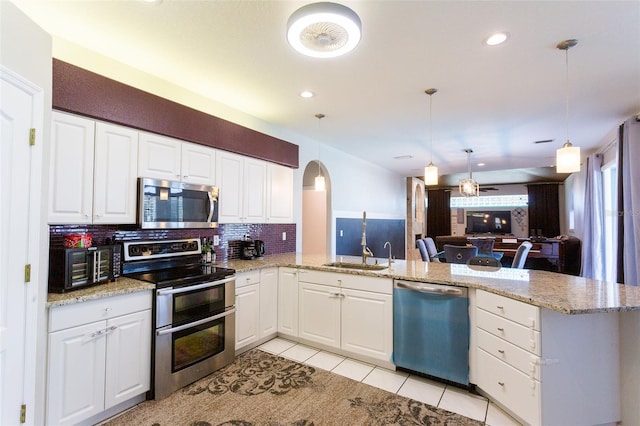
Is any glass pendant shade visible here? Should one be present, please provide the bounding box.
[315,175,326,191]
[424,163,438,185]
[556,141,581,173]
[459,178,479,197]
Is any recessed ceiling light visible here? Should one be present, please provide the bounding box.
[394,155,413,160]
[485,32,509,46]
[300,91,315,98]
[477,163,486,167]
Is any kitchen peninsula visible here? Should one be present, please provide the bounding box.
[48,254,640,426]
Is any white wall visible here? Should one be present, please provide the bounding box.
[0,2,52,424]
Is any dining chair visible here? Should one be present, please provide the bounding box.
[467,256,501,268]
[423,237,441,263]
[443,244,478,264]
[511,241,533,269]
[416,239,430,262]
[468,238,495,255]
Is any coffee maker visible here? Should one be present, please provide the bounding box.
[241,239,256,260]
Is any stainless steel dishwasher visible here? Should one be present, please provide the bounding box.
[393,280,469,386]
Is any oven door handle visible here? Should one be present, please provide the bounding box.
[156,308,236,336]
[156,276,236,296]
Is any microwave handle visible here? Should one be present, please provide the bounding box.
[207,191,215,223]
[93,251,99,283]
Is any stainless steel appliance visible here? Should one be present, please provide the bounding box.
[393,280,470,386]
[48,246,113,293]
[138,177,219,229]
[254,240,265,259]
[122,238,236,400]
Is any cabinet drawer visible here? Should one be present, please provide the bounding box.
[476,328,540,380]
[297,269,342,286]
[236,270,260,288]
[476,348,540,426]
[49,291,152,332]
[476,290,540,330]
[340,275,392,294]
[477,308,540,355]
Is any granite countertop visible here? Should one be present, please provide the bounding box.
[222,253,640,315]
[48,252,640,314]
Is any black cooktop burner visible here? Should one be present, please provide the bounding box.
[127,265,235,289]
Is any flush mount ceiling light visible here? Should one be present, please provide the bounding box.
[556,39,581,173]
[287,2,362,58]
[424,88,439,186]
[300,90,315,98]
[485,32,509,46]
[314,113,326,191]
[459,149,480,197]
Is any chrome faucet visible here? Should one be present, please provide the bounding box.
[384,241,393,265]
[361,211,373,264]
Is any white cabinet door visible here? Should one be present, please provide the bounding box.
[298,282,341,348]
[104,310,151,409]
[48,112,95,224]
[216,151,266,223]
[278,268,299,337]
[93,122,138,224]
[138,132,181,180]
[235,283,260,350]
[243,158,267,223]
[181,142,216,185]
[47,321,106,426]
[216,151,244,222]
[260,267,279,338]
[267,164,293,223]
[341,288,393,361]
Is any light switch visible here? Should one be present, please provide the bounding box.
[282,232,287,241]
[213,235,220,246]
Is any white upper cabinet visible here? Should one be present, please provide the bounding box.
[49,112,138,224]
[49,112,95,224]
[266,163,293,223]
[93,122,138,224]
[216,151,266,223]
[138,133,216,185]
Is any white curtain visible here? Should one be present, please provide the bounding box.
[581,154,604,280]
[618,118,640,286]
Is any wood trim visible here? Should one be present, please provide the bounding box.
[52,59,298,168]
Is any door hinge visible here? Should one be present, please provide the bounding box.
[20,404,26,423]
[29,128,36,146]
[24,264,31,283]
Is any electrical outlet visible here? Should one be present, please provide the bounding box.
[213,235,220,246]
[282,232,287,241]
[340,230,343,237]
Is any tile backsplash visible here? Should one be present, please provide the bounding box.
[49,223,296,262]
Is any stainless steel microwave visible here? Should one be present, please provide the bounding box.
[138,178,219,229]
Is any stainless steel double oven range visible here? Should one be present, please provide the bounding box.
[122,239,236,400]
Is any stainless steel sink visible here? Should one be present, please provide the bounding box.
[323,262,388,271]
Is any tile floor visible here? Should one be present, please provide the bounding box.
[258,337,522,426]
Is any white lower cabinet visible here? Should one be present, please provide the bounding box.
[235,271,261,350]
[297,270,393,363]
[259,267,279,338]
[278,267,299,337]
[473,289,620,426]
[46,292,152,426]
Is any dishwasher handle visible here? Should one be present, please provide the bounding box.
[395,280,467,296]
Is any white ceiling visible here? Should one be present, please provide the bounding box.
[14,0,640,183]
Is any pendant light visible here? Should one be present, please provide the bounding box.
[459,149,479,197]
[424,88,439,186]
[555,39,581,173]
[314,113,326,191]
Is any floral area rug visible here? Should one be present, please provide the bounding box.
[103,348,482,426]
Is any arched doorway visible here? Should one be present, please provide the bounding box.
[302,160,331,256]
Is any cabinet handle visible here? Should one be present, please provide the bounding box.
[497,305,504,310]
[105,325,118,333]
[104,307,112,313]
[498,381,505,387]
[497,327,504,332]
[498,349,505,354]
